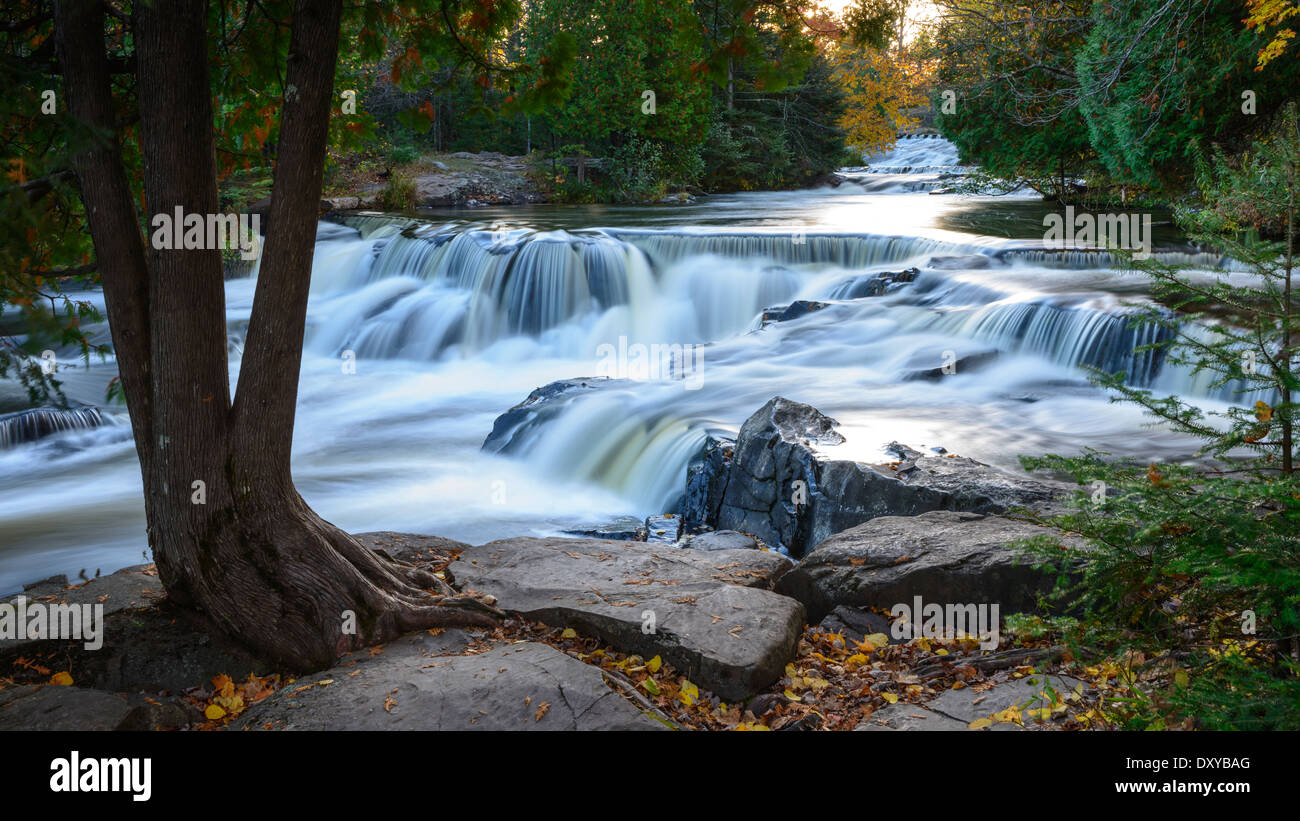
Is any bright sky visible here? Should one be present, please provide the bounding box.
[819,0,939,41]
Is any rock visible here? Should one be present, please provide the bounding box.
[1,566,269,694]
[808,172,844,188]
[776,510,1083,624]
[817,605,897,643]
[926,254,991,270]
[901,348,1000,380]
[0,686,135,731]
[482,377,616,454]
[682,434,734,532]
[705,397,1069,556]
[236,641,664,731]
[924,671,1086,727]
[320,196,361,211]
[562,517,647,542]
[828,268,919,299]
[759,300,831,327]
[644,514,681,544]
[687,530,758,552]
[353,531,470,565]
[854,702,970,731]
[448,537,802,700]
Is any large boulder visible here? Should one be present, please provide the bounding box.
[705,397,1069,556]
[448,537,803,700]
[776,510,1083,623]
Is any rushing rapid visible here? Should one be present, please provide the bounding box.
[0,136,1249,591]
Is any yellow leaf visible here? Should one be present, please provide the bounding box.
[679,679,700,706]
[50,671,73,686]
[647,655,662,673]
[204,704,227,721]
[733,722,772,731]
[783,689,803,702]
[641,677,661,696]
[968,717,993,729]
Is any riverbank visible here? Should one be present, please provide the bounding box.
[0,393,1154,732]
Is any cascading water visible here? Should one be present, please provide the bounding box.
[0,136,1260,592]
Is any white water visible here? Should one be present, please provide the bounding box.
[0,137,1257,591]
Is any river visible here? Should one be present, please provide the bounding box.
[0,137,1251,591]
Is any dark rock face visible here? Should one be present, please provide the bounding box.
[481,377,615,454]
[448,536,801,700]
[693,397,1069,558]
[900,348,1000,381]
[776,510,1083,624]
[827,268,919,299]
[759,300,831,327]
[682,434,734,532]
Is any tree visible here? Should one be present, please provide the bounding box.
[1017,105,1300,729]
[1075,0,1300,190]
[932,0,1096,200]
[833,27,928,156]
[49,0,529,671]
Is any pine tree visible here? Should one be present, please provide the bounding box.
[1018,104,1300,729]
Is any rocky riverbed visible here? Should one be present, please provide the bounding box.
[1,395,1107,732]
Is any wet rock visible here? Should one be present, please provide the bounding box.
[703,397,1069,556]
[644,514,682,544]
[562,517,647,542]
[682,434,734,532]
[901,348,1000,380]
[759,300,831,327]
[448,537,801,700]
[777,510,1084,624]
[482,377,617,454]
[687,530,758,552]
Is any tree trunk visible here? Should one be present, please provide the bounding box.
[56,0,499,672]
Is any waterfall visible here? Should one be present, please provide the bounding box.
[0,407,110,449]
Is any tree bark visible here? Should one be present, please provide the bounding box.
[57,0,499,672]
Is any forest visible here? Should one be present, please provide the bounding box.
[0,0,1297,785]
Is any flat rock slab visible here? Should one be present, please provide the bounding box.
[236,641,664,731]
[352,531,470,564]
[777,510,1082,623]
[926,672,1086,726]
[855,672,1087,731]
[854,703,971,731]
[1,565,163,656]
[449,537,803,701]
